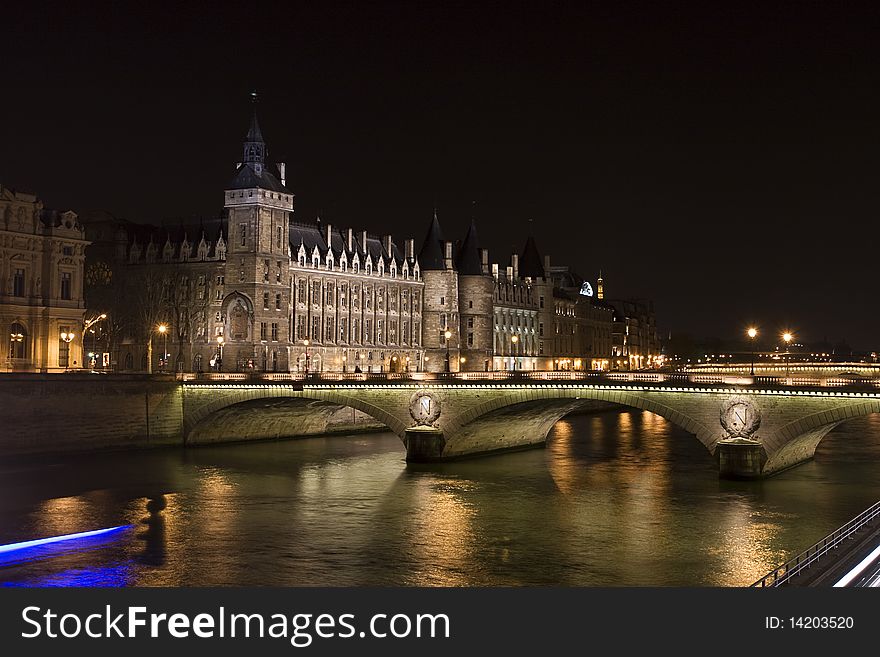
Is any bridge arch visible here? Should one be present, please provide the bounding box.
[442,386,716,456]
[183,386,410,443]
[762,398,880,473]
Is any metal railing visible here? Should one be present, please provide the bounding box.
[751,499,880,587]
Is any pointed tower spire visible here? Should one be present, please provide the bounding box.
[597,270,604,299]
[519,235,545,279]
[243,91,266,172]
[417,207,447,270]
[456,211,483,275]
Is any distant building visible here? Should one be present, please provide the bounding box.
[603,296,660,370]
[0,185,89,371]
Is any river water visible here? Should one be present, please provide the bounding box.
[2,409,880,587]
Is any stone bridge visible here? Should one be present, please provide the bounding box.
[181,377,880,478]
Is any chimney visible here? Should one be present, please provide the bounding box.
[361,230,368,253]
[325,223,333,248]
[405,238,414,259]
[480,248,489,274]
[444,241,454,269]
[506,265,514,281]
[491,262,499,279]
[277,162,286,187]
[347,228,354,252]
[544,254,551,274]
[511,254,519,279]
[382,234,392,256]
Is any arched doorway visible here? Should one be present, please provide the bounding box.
[389,352,403,373]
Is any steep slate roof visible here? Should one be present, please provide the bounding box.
[519,235,545,279]
[227,164,288,192]
[289,221,408,264]
[227,108,289,193]
[417,210,447,270]
[455,218,483,275]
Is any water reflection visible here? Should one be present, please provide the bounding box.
[2,409,880,586]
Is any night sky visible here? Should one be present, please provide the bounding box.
[3,2,879,348]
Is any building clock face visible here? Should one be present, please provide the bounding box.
[720,398,761,439]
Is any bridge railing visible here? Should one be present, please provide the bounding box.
[175,370,880,389]
[751,499,880,587]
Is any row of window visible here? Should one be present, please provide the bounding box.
[6,268,72,299]
[293,315,421,347]
[294,250,416,280]
[295,280,421,313]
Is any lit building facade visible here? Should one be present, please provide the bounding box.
[83,112,424,373]
[0,185,89,371]
[81,107,656,374]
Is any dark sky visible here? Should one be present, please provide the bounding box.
[2,2,879,348]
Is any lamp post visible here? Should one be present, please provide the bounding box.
[783,331,793,379]
[303,339,310,375]
[83,313,107,369]
[511,334,519,371]
[216,335,224,371]
[443,330,452,372]
[747,327,757,376]
[60,330,74,369]
[342,354,347,373]
[157,324,168,372]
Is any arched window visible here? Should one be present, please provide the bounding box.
[8,323,26,359]
[125,353,134,370]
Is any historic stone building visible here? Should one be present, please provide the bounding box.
[0,185,89,372]
[81,106,656,375]
[84,111,424,373]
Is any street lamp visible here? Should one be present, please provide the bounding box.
[157,324,168,372]
[444,330,452,372]
[342,354,347,373]
[216,335,224,371]
[303,339,310,375]
[83,313,107,368]
[782,331,793,378]
[60,330,74,369]
[747,327,757,376]
[511,334,519,371]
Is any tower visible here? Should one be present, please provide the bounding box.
[597,270,604,300]
[417,209,460,372]
[455,216,493,372]
[222,104,294,370]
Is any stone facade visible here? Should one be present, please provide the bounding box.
[83,112,425,374]
[0,185,89,371]
[80,107,656,374]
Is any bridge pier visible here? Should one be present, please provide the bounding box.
[405,427,446,461]
[716,439,767,479]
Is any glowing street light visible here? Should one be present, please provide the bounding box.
[511,334,519,371]
[157,324,168,371]
[782,331,793,379]
[747,327,757,376]
[216,335,224,372]
[303,338,310,375]
[444,330,452,372]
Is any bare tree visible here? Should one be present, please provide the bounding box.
[169,271,213,371]
[128,267,172,373]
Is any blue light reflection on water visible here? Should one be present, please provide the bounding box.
[0,526,133,567]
